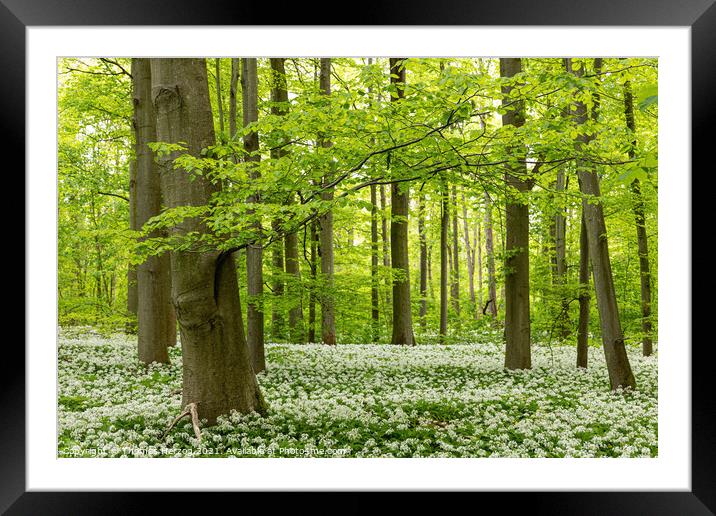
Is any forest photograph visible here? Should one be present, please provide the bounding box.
[57,56,658,459]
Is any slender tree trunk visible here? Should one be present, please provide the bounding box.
[439,182,449,342]
[418,192,428,328]
[371,184,380,341]
[308,219,318,343]
[450,185,461,317]
[271,219,285,341]
[132,58,175,365]
[569,58,636,390]
[318,58,336,345]
[477,218,483,316]
[389,58,415,346]
[242,58,266,372]
[461,192,477,319]
[500,57,531,370]
[577,212,591,368]
[126,159,138,322]
[151,58,265,424]
[380,184,390,309]
[229,58,239,139]
[554,165,570,338]
[623,76,654,357]
[215,58,225,136]
[484,193,498,318]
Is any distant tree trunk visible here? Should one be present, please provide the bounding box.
[476,218,483,316]
[318,58,337,345]
[576,213,591,368]
[215,58,225,136]
[439,182,449,342]
[484,193,498,318]
[151,57,265,424]
[389,58,415,346]
[623,76,654,357]
[554,164,570,338]
[308,219,318,343]
[270,219,285,341]
[229,58,239,139]
[461,191,477,319]
[450,185,461,318]
[132,58,175,365]
[380,184,390,309]
[371,183,380,341]
[500,57,531,370]
[418,192,428,329]
[126,159,138,321]
[242,58,266,372]
[569,58,636,390]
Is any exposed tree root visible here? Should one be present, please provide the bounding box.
[162,402,201,441]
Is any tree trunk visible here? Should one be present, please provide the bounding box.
[418,192,428,329]
[477,218,483,317]
[371,183,380,341]
[126,159,138,322]
[461,191,477,319]
[380,184,390,309]
[270,219,285,341]
[388,58,415,346]
[484,193,498,318]
[151,58,265,424]
[500,57,531,370]
[450,184,461,317]
[308,219,318,343]
[132,58,175,365]
[577,212,591,368]
[569,58,636,390]
[439,182,449,342]
[215,58,225,136]
[229,58,239,139]
[318,58,336,345]
[242,58,266,372]
[623,76,654,357]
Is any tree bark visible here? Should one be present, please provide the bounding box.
[318,58,337,345]
[439,182,449,342]
[380,184,391,309]
[461,191,477,319]
[623,76,654,357]
[371,183,380,341]
[270,219,285,341]
[484,193,498,318]
[215,58,225,136]
[242,58,266,372]
[569,58,636,390]
[389,58,415,346]
[151,58,265,424]
[450,184,461,317]
[500,57,531,370]
[576,212,591,368]
[132,58,175,365]
[418,192,428,329]
[126,159,138,321]
[308,219,318,343]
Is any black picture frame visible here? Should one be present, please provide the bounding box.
[5,0,712,513]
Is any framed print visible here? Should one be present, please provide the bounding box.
[5,0,714,513]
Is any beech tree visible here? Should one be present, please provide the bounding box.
[150,57,265,423]
[132,58,175,365]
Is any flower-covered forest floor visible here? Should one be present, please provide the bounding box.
[58,329,657,458]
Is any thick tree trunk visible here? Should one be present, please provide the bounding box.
[418,192,428,328]
[439,183,449,342]
[500,57,531,370]
[371,183,380,341]
[151,58,265,424]
[388,58,415,346]
[132,58,175,365]
[576,213,591,368]
[484,193,498,318]
[569,58,636,390]
[318,58,337,345]
[242,58,266,372]
[623,77,654,357]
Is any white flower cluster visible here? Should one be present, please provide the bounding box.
[58,330,657,458]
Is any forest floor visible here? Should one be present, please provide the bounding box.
[58,328,657,458]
